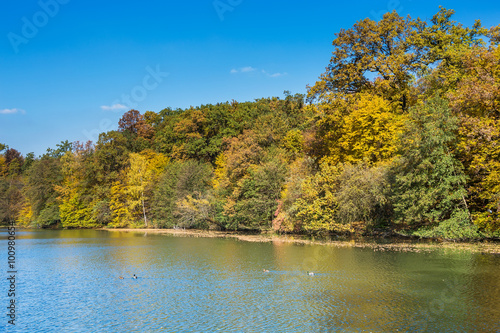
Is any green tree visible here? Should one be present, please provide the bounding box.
[45,140,72,158]
[391,97,478,239]
[0,178,23,224]
[22,152,35,172]
[335,163,392,230]
[152,160,213,228]
[23,156,62,227]
[428,45,500,233]
[212,131,264,230]
[95,131,129,182]
[420,8,487,98]
[229,152,287,230]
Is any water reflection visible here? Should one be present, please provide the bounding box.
[1,229,498,332]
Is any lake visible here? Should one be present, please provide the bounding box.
[1,229,499,332]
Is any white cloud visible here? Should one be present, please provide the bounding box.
[231,67,287,78]
[0,108,25,114]
[240,66,256,73]
[230,66,257,74]
[262,70,287,78]
[101,103,127,111]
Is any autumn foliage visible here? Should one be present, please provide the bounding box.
[1,8,499,239]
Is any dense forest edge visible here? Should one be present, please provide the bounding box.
[1,8,500,241]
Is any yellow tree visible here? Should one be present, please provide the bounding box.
[456,116,500,233]
[126,150,168,227]
[282,129,305,160]
[55,145,98,228]
[318,94,406,166]
[16,202,33,227]
[448,46,500,118]
[273,157,316,233]
[308,10,427,110]
[308,8,486,112]
[109,178,131,227]
[444,46,500,233]
[294,162,346,233]
[0,155,6,178]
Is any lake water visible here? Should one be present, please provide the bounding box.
[1,229,499,332]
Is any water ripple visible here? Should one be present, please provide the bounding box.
[2,230,499,332]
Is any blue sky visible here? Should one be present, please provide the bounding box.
[1,0,499,156]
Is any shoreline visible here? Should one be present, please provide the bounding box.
[98,228,500,254]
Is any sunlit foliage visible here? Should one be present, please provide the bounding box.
[3,8,499,240]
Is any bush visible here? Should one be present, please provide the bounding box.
[415,210,481,240]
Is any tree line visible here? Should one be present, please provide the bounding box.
[1,8,499,239]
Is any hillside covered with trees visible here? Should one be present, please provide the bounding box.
[1,8,499,240]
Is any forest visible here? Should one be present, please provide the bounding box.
[1,8,499,240]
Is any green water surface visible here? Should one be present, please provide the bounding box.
[2,229,499,332]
